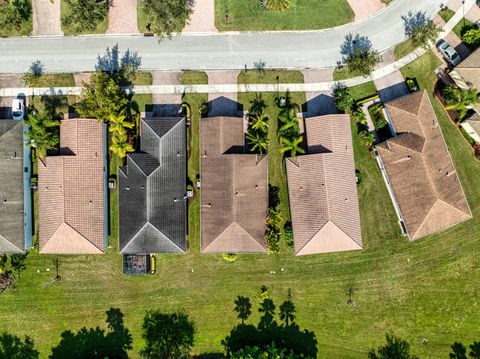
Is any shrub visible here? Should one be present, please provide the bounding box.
[222,253,237,262]
[359,131,375,150]
[199,102,208,117]
[463,28,480,47]
[263,0,290,11]
[473,143,480,159]
[283,222,294,248]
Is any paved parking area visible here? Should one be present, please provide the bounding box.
[346,0,385,21]
[107,0,139,34]
[301,69,337,117]
[374,70,409,103]
[183,0,217,33]
[150,71,183,117]
[32,0,63,35]
[207,71,240,116]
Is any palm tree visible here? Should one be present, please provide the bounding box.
[109,133,134,159]
[108,111,135,137]
[249,110,269,133]
[279,300,296,326]
[24,113,60,159]
[249,94,266,115]
[443,86,479,122]
[233,296,252,325]
[277,108,300,137]
[246,130,268,154]
[279,136,305,158]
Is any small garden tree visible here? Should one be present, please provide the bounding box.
[140,310,195,359]
[62,0,108,33]
[341,34,382,78]
[402,11,440,48]
[24,112,60,159]
[368,333,418,359]
[442,86,479,122]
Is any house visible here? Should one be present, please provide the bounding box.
[119,117,187,254]
[449,47,480,91]
[38,118,107,254]
[376,91,472,241]
[200,116,268,253]
[0,120,26,253]
[461,112,480,143]
[285,114,362,255]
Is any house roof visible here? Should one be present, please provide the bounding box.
[38,118,105,254]
[0,120,24,253]
[465,112,480,137]
[201,117,268,253]
[119,117,186,254]
[377,91,472,240]
[286,114,362,255]
[452,47,480,89]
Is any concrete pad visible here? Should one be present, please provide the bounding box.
[374,70,408,103]
[466,4,480,23]
[107,0,139,34]
[206,70,239,85]
[346,0,385,21]
[207,70,240,116]
[302,69,334,83]
[151,71,183,117]
[32,0,63,35]
[152,71,182,85]
[74,73,92,87]
[183,0,217,33]
[0,75,23,88]
[304,91,337,117]
[376,49,395,70]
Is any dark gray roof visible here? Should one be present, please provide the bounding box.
[0,120,24,253]
[119,117,186,254]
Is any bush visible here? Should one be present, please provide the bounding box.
[262,0,290,11]
[474,143,480,159]
[283,222,294,248]
[222,253,237,262]
[463,28,480,48]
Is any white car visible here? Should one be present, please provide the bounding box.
[12,98,24,121]
[437,40,461,66]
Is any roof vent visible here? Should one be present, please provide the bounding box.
[235,189,239,195]
[300,186,303,191]
[141,185,145,189]
[254,185,258,190]
[177,152,181,157]
[345,198,348,202]
[45,187,48,191]
[89,200,92,205]
[94,152,98,158]
[3,199,7,204]
[126,186,130,191]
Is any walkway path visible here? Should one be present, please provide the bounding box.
[0,0,446,73]
[107,0,139,34]
[183,0,217,33]
[32,0,62,35]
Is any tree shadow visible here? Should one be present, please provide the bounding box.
[340,33,373,57]
[50,307,132,359]
[268,184,280,209]
[95,44,142,86]
[40,95,68,121]
[401,11,427,37]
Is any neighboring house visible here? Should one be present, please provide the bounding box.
[286,114,362,255]
[449,47,480,91]
[119,117,187,254]
[461,112,480,143]
[38,118,106,254]
[376,91,472,241]
[201,116,268,253]
[0,120,25,253]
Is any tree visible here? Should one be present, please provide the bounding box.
[249,110,269,133]
[0,332,38,359]
[76,71,128,123]
[279,136,305,158]
[341,34,382,77]
[470,342,480,359]
[402,11,440,48]
[0,255,7,274]
[109,111,135,137]
[231,344,296,358]
[9,252,28,278]
[368,333,418,359]
[250,94,266,115]
[234,296,252,325]
[334,86,355,113]
[109,133,135,159]
[24,112,60,159]
[246,130,268,154]
[442,86,479,122]
[450,342,468,359]
[141,311,195,359]
[62,0,108,33]
[139,0,191,37]
[279,300,295,326]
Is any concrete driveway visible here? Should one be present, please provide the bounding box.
[183,0,217,33]
[374,70,409,103]
[107,0,139,34]
[346,0,385,21]
[32,0,63,35]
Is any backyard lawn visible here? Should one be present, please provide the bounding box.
[215,0,354,31]
[1,51,480,359]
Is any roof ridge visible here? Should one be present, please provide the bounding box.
[143,117,183,140]
[0,234,23,253]
[63,221,104,252]
[121,222,184,253]
[203,221,265,252]
[329,218,362,247]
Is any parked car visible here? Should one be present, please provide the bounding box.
[436,40,461,66]
[11,98,24,120]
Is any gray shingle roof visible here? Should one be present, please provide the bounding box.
[0,120,24,253]
[119,117,186,254]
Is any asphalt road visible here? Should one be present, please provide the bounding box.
[0,0,441,73]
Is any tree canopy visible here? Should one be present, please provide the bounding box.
[341,34,382,77]
[62,0,108,33]
[402,11,440,48]
[368,333,418,359]
[139,0,192,37]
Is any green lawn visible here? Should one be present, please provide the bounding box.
[133,72,153,86]
[2,51,480,359]
[215,0,354,31]
[438,8,477,38]
[26,74,76,88]
[237,70,304,85]
[182,71,209,85]
[348,81,377,101]
[61,1,108,35]
[333,67,356,81]
[130,94,153,113]
[394,38,418,60]
[438,8,455,24]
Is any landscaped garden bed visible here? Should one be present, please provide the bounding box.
[0,0,32,36]
[368,103,392,142]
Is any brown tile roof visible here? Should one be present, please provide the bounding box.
[286,114,362,255]
[465,113,480,137]
[38,118,105,254]
[452,47,480,89]
[200,117,268,253]
[377,91,472,240]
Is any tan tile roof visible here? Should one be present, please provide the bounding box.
[452,47,480,89]
[377,91,472,240]
[286,114,362,255]
[200,117,268,253]
[38,119,105,254]
[466,113,480,137]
